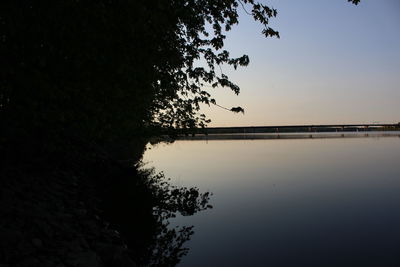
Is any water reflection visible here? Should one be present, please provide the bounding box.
[144,136,400,266]
[102,166,211,266]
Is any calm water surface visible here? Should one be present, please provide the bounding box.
[143,136,400,266]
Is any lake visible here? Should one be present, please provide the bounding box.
[143,133,400,266]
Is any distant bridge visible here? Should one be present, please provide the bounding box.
[177,123,400,135]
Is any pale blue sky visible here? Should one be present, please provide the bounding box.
[203,0,400,126]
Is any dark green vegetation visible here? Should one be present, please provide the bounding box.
[1,0,360,266]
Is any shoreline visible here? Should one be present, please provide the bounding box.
[0,161,138,267]
[1,138,210,267]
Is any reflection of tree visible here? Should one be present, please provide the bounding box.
[102,165,212,266]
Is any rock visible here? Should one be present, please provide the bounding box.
[94,243,123,264]
[19,257,41,267]
[0,229,23,246]
[40,259,57,267]
[39,222,54,238]
[94,243,136,267]
[76,208,87,216]
[1,165,139,267]
[32,238,43,247]
[69,251,103,267]
[112,251,137,267]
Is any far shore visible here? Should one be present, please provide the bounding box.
[177,130,400,141]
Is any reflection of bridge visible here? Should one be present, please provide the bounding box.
[184,123,400,135]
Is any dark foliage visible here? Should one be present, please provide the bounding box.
[349,0,361,5]
[1,0,360,150]
[1,0,280,153]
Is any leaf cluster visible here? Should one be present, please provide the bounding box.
[149,0,279,129]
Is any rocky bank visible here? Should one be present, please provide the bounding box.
[0,163,138,267]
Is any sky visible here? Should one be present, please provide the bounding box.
[202,0,400,126]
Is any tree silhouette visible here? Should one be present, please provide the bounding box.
[1,1,280,150]
[1,0,361,153]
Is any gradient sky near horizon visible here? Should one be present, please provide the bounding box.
[202,0,400,126]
